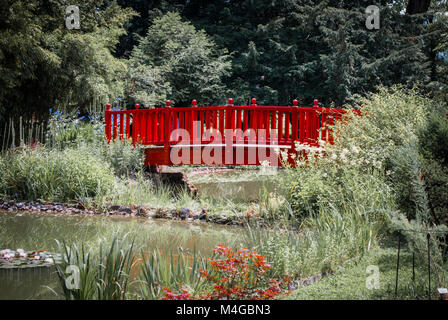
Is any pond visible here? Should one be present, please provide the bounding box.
[0,212,245,300]
[189,170,280,201]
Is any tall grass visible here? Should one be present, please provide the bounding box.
[0,144,115,202]
[138,247,208,299]
[55,234,136,300]
[245,202,384,280]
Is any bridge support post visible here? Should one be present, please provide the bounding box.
[164,100,172,165]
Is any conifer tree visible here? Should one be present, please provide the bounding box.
[127,12,231,107]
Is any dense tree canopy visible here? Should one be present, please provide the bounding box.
[126,12,231,107]
[0,0,135,120]
[0,0,446,118]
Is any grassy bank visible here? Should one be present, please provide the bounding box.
[286,247,448,300]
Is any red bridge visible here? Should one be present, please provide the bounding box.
[105,98,352,167]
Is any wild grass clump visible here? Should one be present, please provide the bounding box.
[55,234,136,300]
[245,203,382,280]
[0,145,115,202]
[139,247,208,299]
[100,138,144,177]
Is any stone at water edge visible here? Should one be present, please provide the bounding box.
[179,208,192,219]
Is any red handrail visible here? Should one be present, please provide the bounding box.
[104,99,359,165]
[104,100,357,146]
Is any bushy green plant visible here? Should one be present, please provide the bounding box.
[417,103,448,226]
[418,103,448,166]
[421,157,448,226]
[280,87,433,224]
[46,110,144,177]
[100,138,144,177]
[0,145,115,202]
[55,234,136,300]
[245,202,384,280]
[46,111,105,150]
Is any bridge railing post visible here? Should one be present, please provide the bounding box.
[132,104,140,146]
[313,99,320,144]
[105,104,111,143]
[288,99,299,166]
[164,100,172,165]
[225,98,234,164]
[250,98,257,145]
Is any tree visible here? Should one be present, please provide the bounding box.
[0,0,135,121]
[126,12,231,107]
[178,0,430,106]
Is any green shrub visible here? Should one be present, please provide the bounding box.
[417,104,448,226]
[55,234,136,300]
[419,105,448,166]
[279,87,433,225]
[421,157,448,226]
[100,138,144,177]
[46,111,104,150]
[0,145,115,202]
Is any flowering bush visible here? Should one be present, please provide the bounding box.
[162,245,290,300]
[277,86,430,222]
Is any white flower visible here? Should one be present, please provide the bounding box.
[261,160,270,167]
[352,146,360,154]
[44,258,54,264]
[16,249,26,257]
[373,160,382,169]
[0,249,11,255]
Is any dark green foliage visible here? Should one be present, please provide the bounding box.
[418,103,448,226]
[126,12,231,107]
[0,0,135,121]
[421,157,448,226]
[173,0,431,106]
[419,105,448,166]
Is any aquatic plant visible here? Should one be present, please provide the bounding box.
[138,247,208,300]
[54,234,136,300]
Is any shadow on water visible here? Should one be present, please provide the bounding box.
[189,170,280,202]
[0,211,244,300]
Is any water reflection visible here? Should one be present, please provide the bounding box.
[0,212,244,300]
[190,171,278,201]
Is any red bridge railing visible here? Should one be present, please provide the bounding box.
[104,98,355,166]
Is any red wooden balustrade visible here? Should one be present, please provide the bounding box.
[104,99,357,166]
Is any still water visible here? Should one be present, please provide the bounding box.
[0,212,244,300]
[190,171,278,201]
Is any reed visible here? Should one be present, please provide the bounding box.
[138,247,208,299]
[55,233,136,300]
